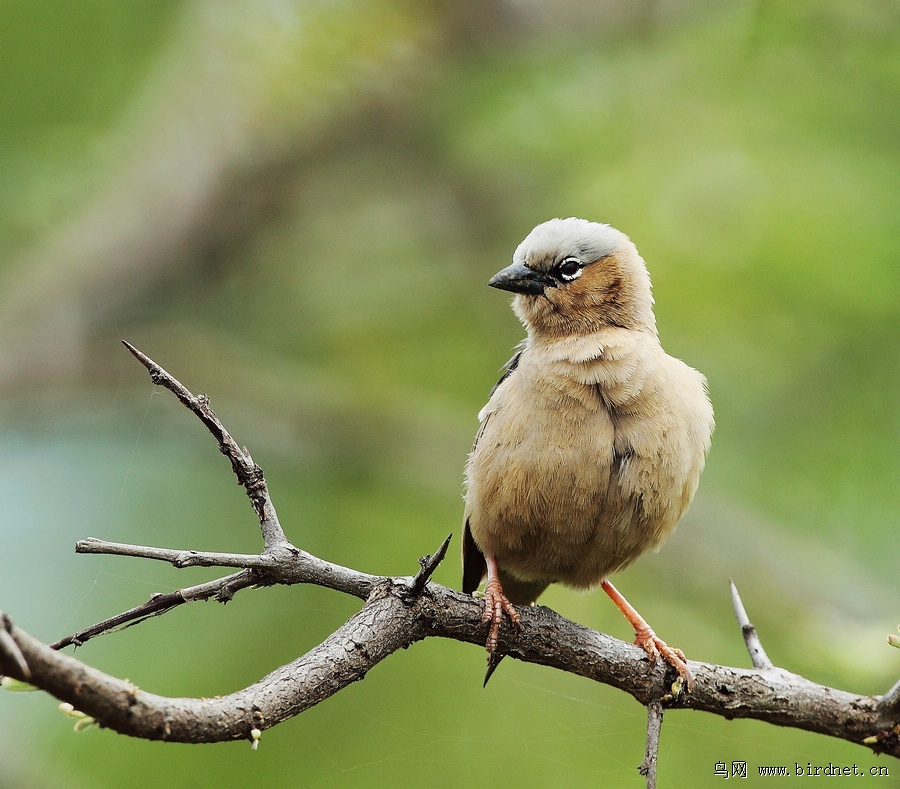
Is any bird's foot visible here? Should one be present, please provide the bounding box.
[600,579,694,691]
[633,625,693,690]
[482,577,520,653]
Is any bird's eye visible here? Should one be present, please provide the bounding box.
[556,258,583,282]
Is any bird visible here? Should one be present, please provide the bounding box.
[462,217,714,687]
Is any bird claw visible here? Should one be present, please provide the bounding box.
[634,626,694,690]
[482,577,520,653]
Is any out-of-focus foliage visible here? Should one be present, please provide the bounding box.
[2,1,899,786]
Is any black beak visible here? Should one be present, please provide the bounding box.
[488,260,554,295]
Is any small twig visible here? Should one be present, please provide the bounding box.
[122,341,288,549]
[0,613,30,679]
[76,537,279,569]
[409,534,452,597]
[639,699,664,789]
[54,539,386,650]
[49,571,256,650]
[730,579,774,670]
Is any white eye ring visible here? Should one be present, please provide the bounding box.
[557,257,583,282]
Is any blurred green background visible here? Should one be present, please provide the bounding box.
[2,1,899,786]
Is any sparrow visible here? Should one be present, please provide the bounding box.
[463,217,714,686]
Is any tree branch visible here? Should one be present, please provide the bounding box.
[640,700,664,789]
[882,678,900,719]
[3,584,899,753]
[75,537,278,569]
[48,570,256,650]
[2,344,898,771]
[122,340,288,550]
[730,578,774,670]
[409,533,452,598]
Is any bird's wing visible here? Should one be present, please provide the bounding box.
[462,349,523,594]
[486,348,522,398]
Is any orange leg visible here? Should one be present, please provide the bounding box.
[482,556,521,653]
[601,579,693,689]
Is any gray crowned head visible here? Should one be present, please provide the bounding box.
[489,217,656,338]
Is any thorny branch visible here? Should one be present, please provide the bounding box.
[122,340,289,551]
[640,700,664,789]
[48,570,255,651]
[730,578,774,670]
[1,346,899,784]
